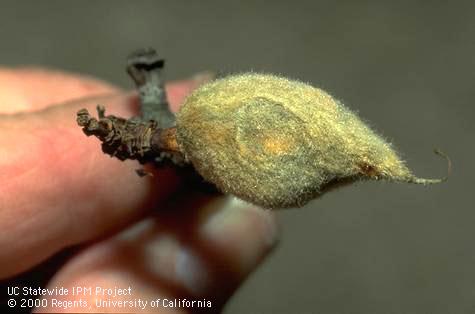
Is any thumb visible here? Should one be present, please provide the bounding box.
[37,196,278,313]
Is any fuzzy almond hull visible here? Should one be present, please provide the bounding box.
[176,73,436,208]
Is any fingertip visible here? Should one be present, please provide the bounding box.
[200,197,279,276]
[35,195,278,312]
[0,67,120,114]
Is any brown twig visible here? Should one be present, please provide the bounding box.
[76,48,186,167]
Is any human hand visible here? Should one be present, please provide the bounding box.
[0,68,278,313]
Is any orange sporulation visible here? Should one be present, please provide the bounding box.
[263,137,292,155]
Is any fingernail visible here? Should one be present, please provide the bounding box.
[202,197,278,272]
[202,197,249,234]
[175,248,214,296]
[228,198,278,248]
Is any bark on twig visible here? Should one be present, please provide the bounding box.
[76,48,186,167]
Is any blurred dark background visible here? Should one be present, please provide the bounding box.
[1,1,474,313]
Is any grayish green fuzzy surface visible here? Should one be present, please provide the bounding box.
[177,74,415,208]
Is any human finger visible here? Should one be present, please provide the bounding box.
[36,196,278,313]
[0,67,120,114]
[0,75,211,278]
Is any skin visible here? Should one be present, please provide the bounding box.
[0,68,278,313]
